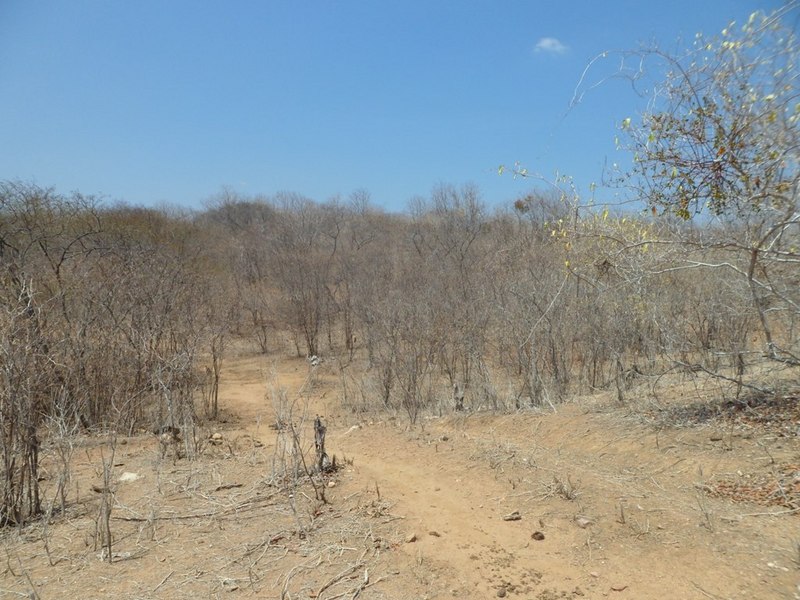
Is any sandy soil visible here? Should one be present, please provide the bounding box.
[1,348,798,599]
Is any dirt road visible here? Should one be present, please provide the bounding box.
[229,354,800,599]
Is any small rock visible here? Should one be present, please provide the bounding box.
[406,533,417,543]
[327,480,336,488]
[496,587,507,597]
[503,511,522,521]
[531,531,545,541]
[590,572,599,578]
[575,516,593,529]
[211,432,223,440]
[710,434,723,442]
[429,530,441,537]
[118,472,140,483]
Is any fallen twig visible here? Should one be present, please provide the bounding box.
[326,575,387,600]
[316,562,364,597]
[112,490,281,522]
[691,581,722,599]
[153,570,174,593]
[722,507,800,520]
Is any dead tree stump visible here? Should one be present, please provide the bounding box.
[453,382,465,411]
[314,416,330,473]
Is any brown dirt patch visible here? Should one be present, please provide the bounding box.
[2,350,798,599]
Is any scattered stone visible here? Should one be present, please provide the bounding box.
[710,434,723,441]
[211,432,223,440]
[440,435,449,442]
[503,511,522,521]
[406,533,417,543]
[575,516,593,529]
[531,531,545,541]
[118,472,140,483]
[429,530,441,537]
[611,584,628,592]
[589,572,599,578]
[496,587,507,597]
[344,425,362,436]
[327,480,336,488]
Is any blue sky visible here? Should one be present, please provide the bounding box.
[0,1,786,212]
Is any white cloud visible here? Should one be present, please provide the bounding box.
[534,37,568,55]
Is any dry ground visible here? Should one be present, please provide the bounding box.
[1,347,798,599]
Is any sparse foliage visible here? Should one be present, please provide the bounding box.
[620,5,800,369]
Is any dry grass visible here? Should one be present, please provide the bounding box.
[0,427,421,600]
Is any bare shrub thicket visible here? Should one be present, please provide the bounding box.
[0,183,229,525]
[203,178,790,423]
[3,177,783,527]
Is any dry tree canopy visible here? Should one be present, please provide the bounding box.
[617,5,800,368]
